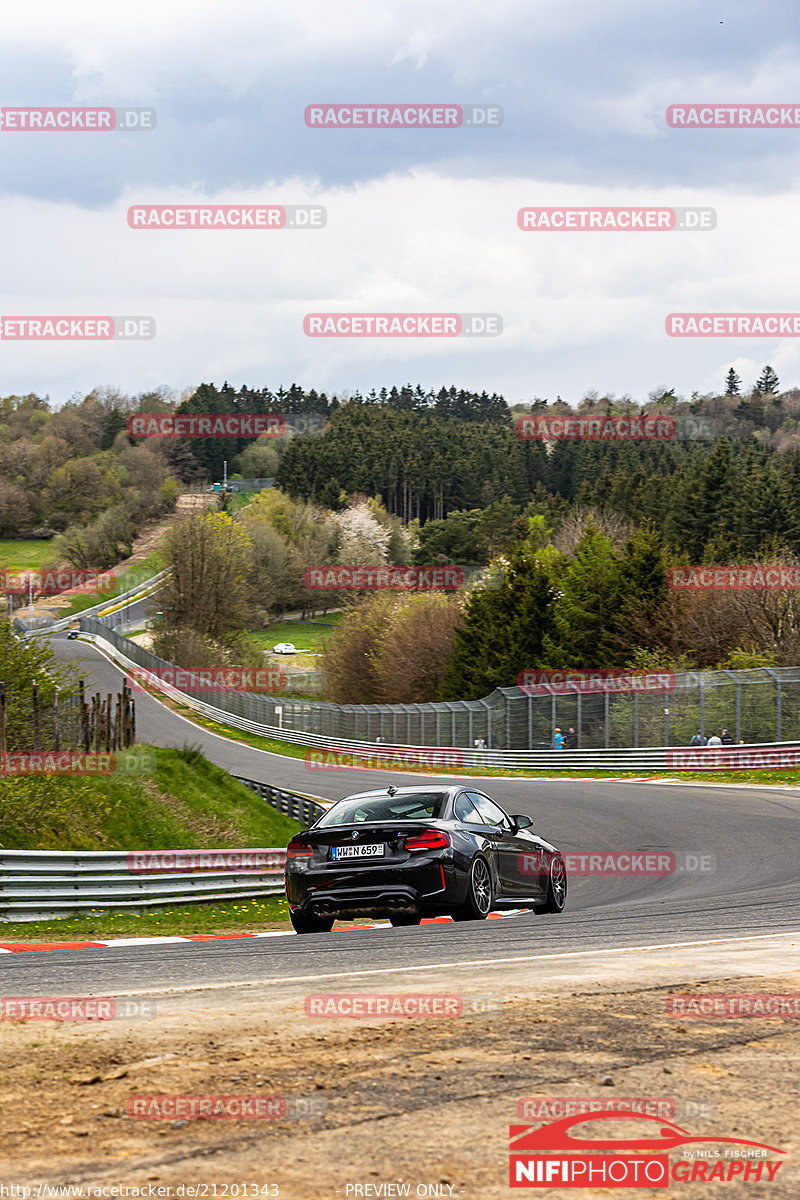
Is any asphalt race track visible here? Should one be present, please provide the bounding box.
[5,632,800,998]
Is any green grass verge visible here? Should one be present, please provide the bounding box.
[0,539,56,570]
[0,895,291,942]
[0,744,301,850]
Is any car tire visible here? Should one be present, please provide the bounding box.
[290,909,334,934]
[451,855,493,921]
[389,913,422,927]
[532,854,567,914]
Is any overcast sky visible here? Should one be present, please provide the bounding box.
[1,0,799,408]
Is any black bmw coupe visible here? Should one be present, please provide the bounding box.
[285,784,566,933]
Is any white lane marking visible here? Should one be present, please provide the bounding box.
[94,931,800,998]
[91,936,195,947]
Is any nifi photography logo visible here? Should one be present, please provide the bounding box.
[509,1112,785,1188]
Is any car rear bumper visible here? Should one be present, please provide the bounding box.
[287,858,454,920]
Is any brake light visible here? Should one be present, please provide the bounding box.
[405,829,450,852]
[287,843,313,860]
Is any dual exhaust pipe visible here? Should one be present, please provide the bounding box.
[310,895,417,918]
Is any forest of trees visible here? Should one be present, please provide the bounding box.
[4,372,800,704]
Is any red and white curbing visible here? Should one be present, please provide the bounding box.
[0,910,526,954]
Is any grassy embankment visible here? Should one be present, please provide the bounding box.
[0,745,302,942]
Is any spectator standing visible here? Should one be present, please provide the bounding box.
[707,732,722,746]
[564,727,578,749]
[554,727,565,750]
[690,731,707,747]
[721,729,735,745]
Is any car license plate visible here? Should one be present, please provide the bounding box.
[330,843,385,860]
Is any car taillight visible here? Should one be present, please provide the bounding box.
[405,829,450,852]
[287,843,313,860]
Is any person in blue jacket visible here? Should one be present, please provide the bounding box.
[554,727,565,750]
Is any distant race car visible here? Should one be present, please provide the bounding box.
[272,642,297,654]
[66,630,79,640]
[285,784,566,934]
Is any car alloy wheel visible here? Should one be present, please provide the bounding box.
[452,855,493,921]
[534,854,567,914]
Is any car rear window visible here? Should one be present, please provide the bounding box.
[317,792,446,826]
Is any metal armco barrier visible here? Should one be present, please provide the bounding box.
[20,569,170,638]
[0,847,286,922]
[0,778,325,922]
[233,778,327,825]
[73,625,800,770]
[79,617,800,750]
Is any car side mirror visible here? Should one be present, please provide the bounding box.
[512,814,533,831]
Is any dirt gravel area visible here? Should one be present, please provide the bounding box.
[0,953,798,1199]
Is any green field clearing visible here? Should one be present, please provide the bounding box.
[245,613,344,669]
[0,539,57,570]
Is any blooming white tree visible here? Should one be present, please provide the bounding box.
[334,502,390,565]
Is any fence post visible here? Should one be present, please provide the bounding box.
[53,688,60,752]
[32,680,41,752]
[0,682,6,753]
[633,691,639,748]
[766,669,782,741]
